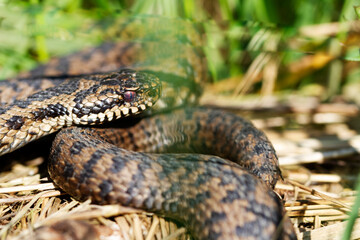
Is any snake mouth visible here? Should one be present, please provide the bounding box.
[72,96,156,125]
[71,92,156,125]
[71,104,148,125]
[122,103,147,116]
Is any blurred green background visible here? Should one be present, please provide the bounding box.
[1,0,360,101]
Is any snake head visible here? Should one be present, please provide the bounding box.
[71,69,161,125]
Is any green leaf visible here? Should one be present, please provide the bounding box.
[345,47,360,62]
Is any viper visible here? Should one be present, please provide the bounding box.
[0,41,296,239]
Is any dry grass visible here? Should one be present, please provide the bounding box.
[0,177,189,240]
[0,92,359,239]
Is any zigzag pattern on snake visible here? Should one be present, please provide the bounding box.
[0,41,296,239]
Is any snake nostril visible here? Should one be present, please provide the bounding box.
[147,89,157,98]
[124,91,136,102]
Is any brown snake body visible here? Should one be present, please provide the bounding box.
[0,41,296,239]
[50,107,290,239]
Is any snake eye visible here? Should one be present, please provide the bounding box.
[124,91,136,102]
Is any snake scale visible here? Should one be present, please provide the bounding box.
[0,40,296,239]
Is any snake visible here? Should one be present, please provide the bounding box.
[0,41,296,239]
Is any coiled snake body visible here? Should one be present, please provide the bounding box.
[0,42,296,239]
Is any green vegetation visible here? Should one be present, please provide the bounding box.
[0,1,357,96]
[343,174,360,240]
[0,0,360,99]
